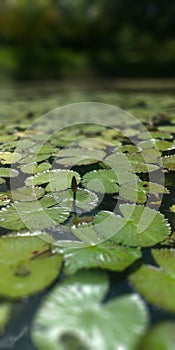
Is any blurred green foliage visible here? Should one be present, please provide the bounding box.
[0,0,175,80]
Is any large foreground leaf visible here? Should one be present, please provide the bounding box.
[31,271,148,350]
[130,249,175,312]
[0,236,62,298]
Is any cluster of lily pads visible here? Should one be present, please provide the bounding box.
[1,115,175,349]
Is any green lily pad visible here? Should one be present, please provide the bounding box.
[11,186,45,202]
[130,249,175,312]
[138,139,175,151]
[55,147,106,166]
[64,242,141,275]
[82,169,119,194]
[138,131,173,140]
[0,199,70,231]
[142,181,169,195]
[0,302,11,335]
[0,151,22,164]
[20,162,51,174]
[31,271,148,350]
[119,180,147,204]
[0,236,62,298]
[105,152,158,173]
[163,155,175,171]
[140,322,175,350]
[0,168,19,178]
[26,170,81,192]
[93,205,170,247]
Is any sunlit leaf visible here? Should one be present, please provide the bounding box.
[31,271,148,350]
[0,151,21,164]
[11,186,45,202]
[93,205,170,247]
[26,170,81,192]
[64,242,141,274]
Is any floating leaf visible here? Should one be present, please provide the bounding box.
[140,322,175,350]
[64,242,141,275]
[11,186,45,202]
[0,168,19,178]
[0,151,21,164]
[138,131,173,140]
[163,155,175,171]
[138,139,175,151]
[0,236,62,298]
[0,302,11,335]
[142,181,169,195]
[130,249,175,312]
[55,147,106,166]
[93,205,170,247]
[26,170,80,192]
[119,180,147,204]
[31,271,148,350]
[105,152,158,173]
[82,169,119,193]
[0,199,70,231]
[20,162,51,174]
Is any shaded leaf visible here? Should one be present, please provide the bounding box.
[140,322,175,350]
[0,236,62,298]
[130,248,175,312]
[0,302,11,335]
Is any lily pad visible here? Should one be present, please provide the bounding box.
[20,162,51,174]
[105,152,158,173]
[31,271,148,350]
[130,249,175,312]
[163,155,175,171]
[140,322,175,350]
[0,302,11,335]
[82,169,119,194]
[0,168,19,178]
[11,186,45,202]
[0,151,22,164]
[0,199,70,231]
[119,180,147,204]
[93,205,170,247]
[55,147,106,166]
[26,170,81,192]
[64,242,141,274]
[0,236,62,298]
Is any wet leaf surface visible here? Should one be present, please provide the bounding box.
[31,271,148,350]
